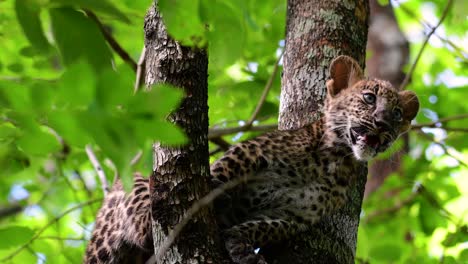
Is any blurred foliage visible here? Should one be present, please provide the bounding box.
[0,0,466,263]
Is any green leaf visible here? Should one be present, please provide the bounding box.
[29,82,54,114]
[96,65,133,109]
[58,60,96,107]
[256,100,278,120]
[459,248,468,263]
[17,125,61,156]
[418,199,448,235]
[442,225,468,247]
[132,119,187,145]
[50,0,131,24]
[19,46,39,57]
[128,84,184,118]
[0,81,32,111]
[0,123,18,140]
[200,0,245,69]
[159,0,205,46]
[0,226,34,249]
[442,256,458,264]
[7,63,24,73]
[0,143,30,176]
[48,111,91,147]
[15,0,51,54]
[127,84,186,145]
[120,170,134,193]
[377,0,389,6]
[369,243,402,262]
[76,110,134,172]
[50,7,113,72]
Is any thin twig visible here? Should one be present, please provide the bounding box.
[74,169,93,198]
[207,51,283,139]
[85,145,109,195]
[0,76,58,83]
[246,49,284,126]
[411,113,468,129]
[36,236,86,241]
[439,127,468,133]
[209,147,223,156]
[209,137,231,151]
[151,177,254,263]
[84,10,138,72]
[134,45,147,93]
[0,198,101,262]
[130,150,144,166]
[396,1,467,60]
[208,124,277,139]
[417,131,468,168]
[398,0,453,90]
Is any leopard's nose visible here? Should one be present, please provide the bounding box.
[373,110,392,131]
[375,119,392,132]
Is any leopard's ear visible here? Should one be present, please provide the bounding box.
[398,90,419,132]
[399,90,419,120]
[328,55,364,97]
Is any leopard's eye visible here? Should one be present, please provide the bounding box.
[393,108,402,121]
[363,93,376,104]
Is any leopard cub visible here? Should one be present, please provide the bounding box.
[84,56,419,264]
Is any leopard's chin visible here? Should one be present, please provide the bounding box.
[349,126,387,161]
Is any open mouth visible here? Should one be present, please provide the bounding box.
[350,127,381,149]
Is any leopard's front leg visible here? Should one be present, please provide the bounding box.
[223,214,302,264]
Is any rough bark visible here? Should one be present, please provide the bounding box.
[365,0,410,197]
[144,5,226,263]
[267,0,370,263]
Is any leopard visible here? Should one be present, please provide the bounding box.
[84,55,419,264]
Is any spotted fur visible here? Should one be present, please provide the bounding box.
[84,173,152,264]
[84,56,419,264]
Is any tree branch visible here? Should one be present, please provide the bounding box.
[130,150,143,166]
[417,131,468,168]
[84,10,138,72]
[134,45,147,93]
[440,127,468,133]
[0,198,101,262]
[209,147,223,156]
[85,145,109,195]
[411,113,468,129]
[209,137,231,151]
[208,124,277,139]
[398,0,453,90]
[0,204,23,219]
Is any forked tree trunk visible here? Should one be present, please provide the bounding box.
[265,0,370,263]
[144,5,227,263]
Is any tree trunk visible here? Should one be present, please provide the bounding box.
[365,0,410,197]
[266,0,370,263]
[144,5,226,263]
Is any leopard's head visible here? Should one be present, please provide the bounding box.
[324,55,419,161]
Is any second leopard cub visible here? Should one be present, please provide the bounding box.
[85,55,419,264]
